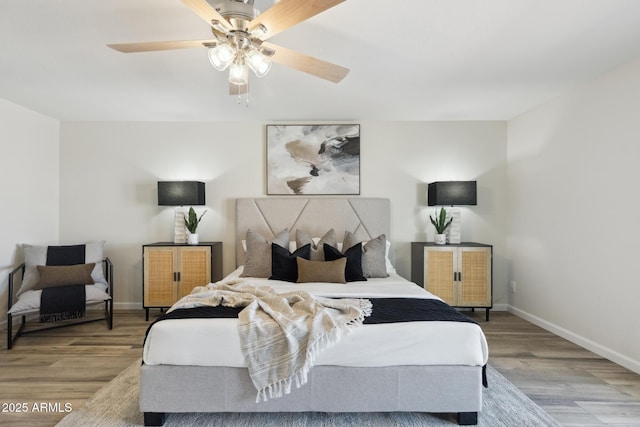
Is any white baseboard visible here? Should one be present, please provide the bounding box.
[509,305,640,375]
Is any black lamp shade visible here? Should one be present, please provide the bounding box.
[428,181,477,206]
[158,181,205,206]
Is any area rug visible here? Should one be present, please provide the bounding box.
[56,360,560,426]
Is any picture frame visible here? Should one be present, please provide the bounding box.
[266,124,360,195]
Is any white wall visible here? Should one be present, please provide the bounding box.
[507,57,640,373]
[59,121,508,309]
[0,98,60,320]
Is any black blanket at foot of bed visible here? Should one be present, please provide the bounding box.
[146,297,477,336]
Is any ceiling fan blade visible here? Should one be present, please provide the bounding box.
[181,0,232,31]
[108,39,215,53]
[229,83,248,95]
[249,0,345,40]
[263,42,349,83]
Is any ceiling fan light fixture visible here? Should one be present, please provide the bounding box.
[108,0,350,101]
[246,49,271,77]
[229,60,249,85]
[208,43,235,71]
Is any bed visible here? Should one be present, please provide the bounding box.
[140,198,489,425]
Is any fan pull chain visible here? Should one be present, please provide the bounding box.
[246,80,250,107]
[235,93,250,107]
[236,93,250,106]
[236,81,250,107]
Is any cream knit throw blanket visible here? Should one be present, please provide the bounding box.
[168,280,372,402]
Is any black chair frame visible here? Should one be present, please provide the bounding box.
[7,258,114,349]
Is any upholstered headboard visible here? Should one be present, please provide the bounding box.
[235,198,390,267]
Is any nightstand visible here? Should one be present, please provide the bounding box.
[411,242,492,321]
[142,242,222,320]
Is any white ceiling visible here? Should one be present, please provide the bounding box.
[2,0,640,122]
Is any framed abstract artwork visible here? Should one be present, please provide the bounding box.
[266,124,360,195]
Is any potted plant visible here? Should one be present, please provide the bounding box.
[430,207,452,245]
[184,207,206,244]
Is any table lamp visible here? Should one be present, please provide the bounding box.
[158,181,205,243]
[428,181,477,244]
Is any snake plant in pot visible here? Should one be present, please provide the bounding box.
[184,207,207,244]
[430,207,452,245]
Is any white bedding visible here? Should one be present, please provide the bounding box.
[143,268,489,368]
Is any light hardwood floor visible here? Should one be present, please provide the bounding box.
[1,310,639,426]
[466,311,640,426]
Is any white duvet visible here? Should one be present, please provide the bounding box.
[143,268,489,368]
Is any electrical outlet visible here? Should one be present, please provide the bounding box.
[509,280,517,293]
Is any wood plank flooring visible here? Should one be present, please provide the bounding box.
[466,311,640,426]
[0,311,146,427]
[0,310,639,426]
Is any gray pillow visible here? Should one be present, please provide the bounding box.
[241,229,289,278]
[343,232,388,278]
[19,241,107,296]
[295,228,338,261]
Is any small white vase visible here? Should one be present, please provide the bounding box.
[434,234,447,245]
[187,233,199,245]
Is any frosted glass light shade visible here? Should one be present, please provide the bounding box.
[229,61,249,85]
[208,44,235,71]
[246,50,271,77]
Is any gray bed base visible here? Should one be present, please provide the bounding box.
[140,198,483,426]
[140,364,482,425]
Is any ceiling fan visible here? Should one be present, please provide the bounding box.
[108,0,349,97]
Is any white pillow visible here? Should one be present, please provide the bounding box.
[384,240,396,274]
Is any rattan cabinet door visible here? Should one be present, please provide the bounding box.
[177,246,212,299]
[424,247,456,305]
[144,247,177,307]
[458,247,492,307]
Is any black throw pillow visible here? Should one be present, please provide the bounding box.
[269,243,311,282]
[324,243,367,282]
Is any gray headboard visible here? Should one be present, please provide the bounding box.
[235,198,390,267]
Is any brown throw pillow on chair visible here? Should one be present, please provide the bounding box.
[35,263,96,289]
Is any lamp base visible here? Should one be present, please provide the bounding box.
[446,208,461,244]
[174,208,186,244]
